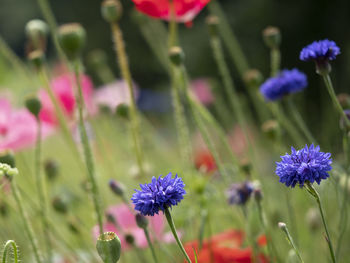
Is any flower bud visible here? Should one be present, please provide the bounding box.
[58,23,86,61]
[169,46,185,66]
[25,19,48,50]
[315,61,331,76]
[278,222,286,229]
[0,150,15,168]
[101,0,123,23]
[116,103,129,119]
[28,50,45,70]
[25,96,42,118]
[52,196,68,214]
[96,232,121,263]
[109,180,125,196]
[135,213,148,229]
[263,26,281,49]
[243,69,263,87]
[262,119,279,140]
[253,188,263,202]
[206,15,219,36]
[44,159,59,181]
[124,233,135,245]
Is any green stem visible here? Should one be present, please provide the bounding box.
[306,183,337,263]
[10,182,43,263]
[144,228,159,263]
[322,74,350,127]
[168,0,178,48]
[73,60,104,235]
[270,47,281,77]
[164,208,192,263]
[111,22,145,176]
[286,97,317,144]
[34,118,52,263]
[279,223,304,263]
[2,240,19,263]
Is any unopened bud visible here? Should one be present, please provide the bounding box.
[125,233,135,245]
[135,213,148,229]
[101,0,123,23]
[28,50,45,69]
[109,180,125,196]
[278,222,286,229]
[244,69,263,87]
[263,26,281,49]
[25,96,42,118]
[0,150,15,168]
[96,232,121,263]
[25,19,48,50]
[52,197,68,214]
[58,23,86,61]
[253,188,263,202]
[206,15,219,36]
[44,159,59,180]
[169,46,184,66]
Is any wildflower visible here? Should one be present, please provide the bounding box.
[226,182,255,205]
[194,150,217,173]
[131,172,186,216]
[184,229,268,263]
[130,0,211,23]
[260,69,307,101]
[275,144,332,188]
[300,39,340,62]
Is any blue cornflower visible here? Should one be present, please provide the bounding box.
[131,172,186,216]
[276,144,332,188]
[260,69,308,101]
[300,39,340,62]
[226,182,254,205]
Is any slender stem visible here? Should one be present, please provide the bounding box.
[322,74,350,127]
[240,207,257,262]
[2,240,19,263]
[10,182,43,263]
[270,47,281,77]
[306,183,337,263]
[111,22,145,176]
[286,97,317,144]
[279,223,304,263]
[285,191,299,245]
[34,118,52,263]
[164,208,192,263]
[73,61,104,235]
[168,0,178,48]
[144,228,159,263]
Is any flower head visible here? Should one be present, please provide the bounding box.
[276,144,332,188]
[131,0,211,23]
[131,172,186,216]
[300,39,340,62]
[226,182,255,205]
[260,69,307,101]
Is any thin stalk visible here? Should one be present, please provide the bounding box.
[111,22,145,176]
[2,240,19,263]
[240,206,257,263]
[286,97,317,144]
[73,60,104,235]
[144,228,159,263]
[270,47,281,77]
[306,183,337,263]
[208,1,249,78]
[11,182,43,263]
[279,223,304,263]
[34,118,52,262]
[285,191,299,246]
[164,208,192,263]
[322,74,350,127]
[168,0,178,48]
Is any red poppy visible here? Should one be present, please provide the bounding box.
[131,0,211,23]
[194,150,217,173]
[184,230,268,263]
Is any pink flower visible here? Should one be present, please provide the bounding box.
[93,204,175,250]
[0,98,52,152]
[190,79,214,106]
[93,80,139,113]
[39,74,96,126]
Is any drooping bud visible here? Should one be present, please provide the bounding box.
[28,50,45,70]
[25,96,42,118]
[243,69,263,87]
[206,15,219,36]
[109,180,125,197]
[169,46,185,66]
[263,26,281,49]
[52,196,68,214]
[0,150,16,168]
[115,104,129,119]
[58,23,86,61]
[135,213,148,229]
[44,159,59,181]
[25,19,48,51]
[101,0,123,23]
[96,232,121,263]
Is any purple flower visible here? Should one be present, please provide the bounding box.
[260,69,307,101]
[276,144,332,188]
[131,173,186,216]
[300,39,340,62]
[226,182,254,205]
